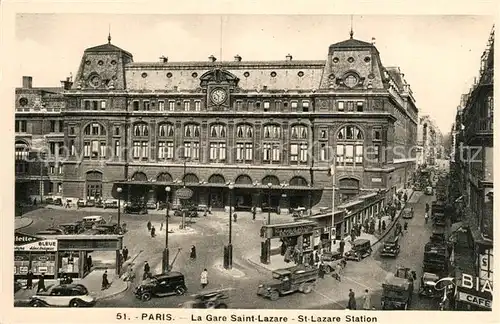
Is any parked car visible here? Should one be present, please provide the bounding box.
[85,199,96,207]
[77,199,86,208]
[320,251,344,273]
[93,223,124,235]
[344,239,372,261]
[401,207,414,219]
[134,272,187,301]
[36,228,66,236]
[59,222,85,235]
[103,200,119,209]
[29,283,96,307]
[53,198,63,206]
[146,202,157,210]
[197,204,208,212]
[179,289,230,308]
[45,197,54,204]
[124,203,148,215]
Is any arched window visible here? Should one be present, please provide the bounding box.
[183,173,199,184]
[131,171,148,182]
[132,123,150,160]
[339,177,360,201]
[289,176,308,186]
[290,125,309,165]
[235,124,254,163]
[235,174,252,185]
[133,123,149,137]
[336,125,364,167]
[262,175,280,186]
[183,124,200,160]
[158,123,175,160]
[156,172,173,183]
[83,123,107,159]
[262,124,281,164]
[208,174,225,184]
[209,124,227,163]
[263,125,281,139]
[290,125,308,139]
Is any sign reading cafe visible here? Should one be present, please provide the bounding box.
[14,232,58,252]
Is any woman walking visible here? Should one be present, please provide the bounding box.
[200,269,209,289]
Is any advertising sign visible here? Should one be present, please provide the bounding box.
[176,187,193,199]
[14,239,58,252]
[457,292,492,310]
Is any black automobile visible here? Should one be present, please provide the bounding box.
[380,236,400,257]
[344,239,372,261]
[59,222,85,234]
[53,198,63,206]
[93,223,124,235]
[134,272,187,301]
[29,283,96,307]
[124,203,147,215]
[173,206,199,218]
[179,290,230,308]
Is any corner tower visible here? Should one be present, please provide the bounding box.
[72,36,133,91]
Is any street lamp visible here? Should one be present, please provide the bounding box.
[116,187,123,227]
[162,186,171,273]
[267,183,272,225]
[224,183,235,269]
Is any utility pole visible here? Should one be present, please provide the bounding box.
[330,164,336,251]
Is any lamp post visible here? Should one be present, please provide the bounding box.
[116,187,122,227]
[224,183,234,269]
[162,186,171,273]
[267,183,272,225]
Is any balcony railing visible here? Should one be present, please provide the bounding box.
[465,117,493,139]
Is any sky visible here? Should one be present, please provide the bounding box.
[14,13,495,133]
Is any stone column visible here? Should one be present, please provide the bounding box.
[254,122,262,164]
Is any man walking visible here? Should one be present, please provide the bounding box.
[122,246,129,262]
[252,206,256,221]
[37,273,46,293]
[362,289,371,310]
[339,239,345,255]
[347,289,356,310]
[101,270,110,290]
[143,261,150,276]
[26,269,33,290]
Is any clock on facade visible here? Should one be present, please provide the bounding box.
[210,88,227,105]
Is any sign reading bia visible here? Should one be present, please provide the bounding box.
[461,273,493,294]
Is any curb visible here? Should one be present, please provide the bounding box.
[15,218,33,230]
[96,281,130,301]
[245,257,273,273]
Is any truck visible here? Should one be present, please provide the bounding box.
[257,265,318,301]
[381,267,414,310]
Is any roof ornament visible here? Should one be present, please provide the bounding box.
[108,24,112,44]
[350,15,354,39]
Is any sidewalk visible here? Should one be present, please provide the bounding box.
[247,189,416,272]
[15,217,33,230]
[14,270,128,303]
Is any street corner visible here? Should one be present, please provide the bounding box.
[15,217,33,230]
[212,259,246,279]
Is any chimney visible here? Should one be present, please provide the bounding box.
[159,56,168,63]
[286,54,293,61]
[60,77,73,90]
[208,55,217,62]
[22,76,33,89]
[234,54,242,62]
[371,37,376,45]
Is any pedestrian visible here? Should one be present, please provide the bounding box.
[203,209,208,217]
[147,220,152,231]
[26,269,33,289]
[362,289,371,310]
[33,198,37,206]
[403,192,408,203]
[144,261,150,274]
[339,239,345,255]
[160,221,163,231]
[382,220,386,232]
[208,205,212,215]
[101,270,110,290]
[425,203,430,213]
[37,273,46,293]
[336,263,343,279]
[190,245,197,260]
[404,221,408,231]
[200,269,208,289]
[341,259,347,269]
[318,261,325,279]
[425,212,429,224]
[87,255,93,272]
[233,213,237,223]
[151,225,156,238]
[347,289,356,310]
[122,246,129,262]
[252,206,256,220]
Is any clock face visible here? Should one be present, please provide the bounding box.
[210,88,227,105]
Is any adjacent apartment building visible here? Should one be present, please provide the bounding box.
[15,32,418,213]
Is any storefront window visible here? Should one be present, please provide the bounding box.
[59,252,80,275]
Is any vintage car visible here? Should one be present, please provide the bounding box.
[59,222,85,235]
[401,207,414,219]
[344,239,372,261]
[425,186,434,195]
[76,199,86,208]
[179,289,231,308]
[381,267,414,310]
[257,265,318,301]
[29,283,96,307]
[94,200,104,208]
[124,203,148,215]
[418,272,441,298]
[134,272,187,301]
[85,199,96,207]
[103,200,119,209]
[320,251,344,273]
[82,215,106,229]
[291,207,308,218]
[146,202,157,210]
[380,236,400,257]
[173,206,199,218]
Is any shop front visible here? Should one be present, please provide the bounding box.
[259,220,317,265]
[14,232,123,280]
[453,273,493,311]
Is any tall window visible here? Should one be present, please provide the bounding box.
[82,123,107,159]
[183,124,200,160]
[114,140,120,158]
[195,101,201,111]
[184,101,190,111]
[336,125,364,167]
[133,123,149,137]
[158,101,165,111]
[209,124,227,162]
[236,124,253,163]
[15,120,27,133]
[263,124,281,164]
[168,101,175,111]
[158,123,175,160]
[290,125,308,164]
[132,122,149,160]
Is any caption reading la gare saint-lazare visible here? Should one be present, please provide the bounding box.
[191,314,378,323]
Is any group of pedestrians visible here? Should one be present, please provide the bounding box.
[346,288,373,310]
[147,220,156,238]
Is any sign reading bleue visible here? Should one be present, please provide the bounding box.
[14,240,58,252]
